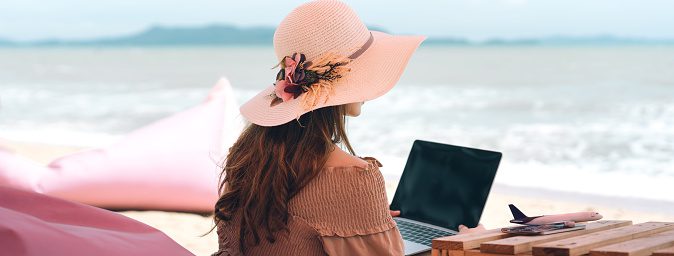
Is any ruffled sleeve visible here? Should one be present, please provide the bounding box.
[320,226,404,255]
[289,157,404,255]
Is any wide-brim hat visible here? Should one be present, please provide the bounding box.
[240,0,426,127]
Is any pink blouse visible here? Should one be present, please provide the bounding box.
[213,157,404,255]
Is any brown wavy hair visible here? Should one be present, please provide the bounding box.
[213,104,355,253]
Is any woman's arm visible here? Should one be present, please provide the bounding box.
[320,227,404,256]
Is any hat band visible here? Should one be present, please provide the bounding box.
[348,32,374,59]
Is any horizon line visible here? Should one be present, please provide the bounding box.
[2,23,674,45]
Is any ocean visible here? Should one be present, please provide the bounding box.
[1,46,673,204]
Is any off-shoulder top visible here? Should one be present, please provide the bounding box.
[212,157,404,256]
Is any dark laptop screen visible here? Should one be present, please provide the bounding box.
[390,140,502,230]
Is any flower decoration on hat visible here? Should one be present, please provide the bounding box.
[269,52,352,110]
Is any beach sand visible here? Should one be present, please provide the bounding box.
[2,139,673,256]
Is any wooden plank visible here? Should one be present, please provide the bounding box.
[481,221,632,255]
[449,250,466,256]
[465,248,532,256]
[433,229,514,250]
[653,246,674,256]
[532,222,674,256]
[433,249,441,256]
[590,229,674,256]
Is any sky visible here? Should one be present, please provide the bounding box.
[1,0,674,41]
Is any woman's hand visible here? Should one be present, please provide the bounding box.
[389,209,487,235]
[458,224,486,234]
[390,210,401,217]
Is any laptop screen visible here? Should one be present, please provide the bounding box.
[390,140,502,231]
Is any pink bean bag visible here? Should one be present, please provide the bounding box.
[0,186,194,256]
[0,78,241,212]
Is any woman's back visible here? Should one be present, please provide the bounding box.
[213,156,404,256]
[212,1,426,254]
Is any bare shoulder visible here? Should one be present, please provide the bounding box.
[324,146,368,168]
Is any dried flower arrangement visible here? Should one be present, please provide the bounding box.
[269,52,351,110]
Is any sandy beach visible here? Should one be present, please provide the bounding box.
[2,139,673,256]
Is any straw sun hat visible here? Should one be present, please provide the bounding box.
[240,0,427,126]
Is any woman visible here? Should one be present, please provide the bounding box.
[212,1,483,255]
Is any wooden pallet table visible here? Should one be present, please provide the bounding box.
[431,221,674,256]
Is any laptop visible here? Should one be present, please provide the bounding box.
[389,140,502,255]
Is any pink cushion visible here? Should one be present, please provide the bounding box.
[0,78,241,212]
[0,186,194,256]
[0,148,49,192]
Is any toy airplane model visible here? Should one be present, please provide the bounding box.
[508,204,603,227]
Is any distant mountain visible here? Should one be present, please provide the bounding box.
[1,24,673,47]
[10,24,392,47]
[0,37,14,46]
[479,35,674,46]
[25,25,275,46]
[423,37,470,45]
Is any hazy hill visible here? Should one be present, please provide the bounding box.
[0,37,14,46]
[15,24,391,47]
[25,25,275,46]
[479,35,672,46]
[1,24,672,47]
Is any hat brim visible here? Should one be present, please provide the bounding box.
[241,31,427,127]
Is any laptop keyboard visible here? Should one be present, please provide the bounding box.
[395,218,455,246]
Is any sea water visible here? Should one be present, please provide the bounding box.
[1,46,673,203]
